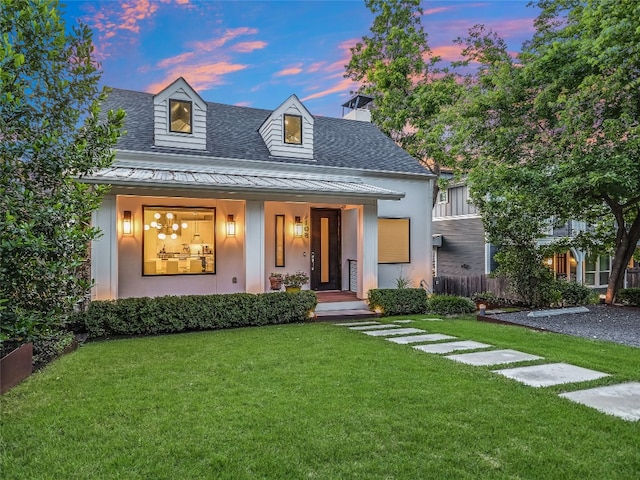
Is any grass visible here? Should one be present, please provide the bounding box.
[1,316,639,479]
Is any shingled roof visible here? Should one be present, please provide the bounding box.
[102,88,429,176]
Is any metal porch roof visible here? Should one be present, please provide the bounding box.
[84,167,405,200]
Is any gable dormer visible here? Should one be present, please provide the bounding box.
[153,77,207,151]
[259,95,314,160]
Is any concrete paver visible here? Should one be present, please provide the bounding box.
[335,321,380,327]
[386,333,457,344]
[446,349,543,366]
[349,324,400,331]
[413,340,492,354]
[493,362,609,387]
[393,320,413,324]
[363,328,426,337]
[559,382,640,421]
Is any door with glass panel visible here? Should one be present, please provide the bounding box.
[310,208,341,291]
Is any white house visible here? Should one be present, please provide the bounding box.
[85,78,434,301]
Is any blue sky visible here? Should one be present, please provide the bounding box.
[62,0,539,117]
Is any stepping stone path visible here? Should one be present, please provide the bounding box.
[334,320,639,422]
[493,363,610,387]
[386,333,457,344]
[559,382,640,421]
[447,349,543,366]
[413,340,492,354]
[363,328,425,337]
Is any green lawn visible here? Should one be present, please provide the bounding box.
[1,317,639,479]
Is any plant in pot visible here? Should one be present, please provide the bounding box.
[282,271,310,292]
[269,272,284,290]
[0,307,38,394]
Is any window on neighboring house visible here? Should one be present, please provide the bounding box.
[169,99,192,133]
[283,114,302,144]
[438,189,449,204]
[584,254,610,286]
[142,206,215,275]
[378,218,410,263]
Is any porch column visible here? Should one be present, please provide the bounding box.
[244,200,265,293]
[358,203,378,298]
[573,249,586,284]
[91,194,118,300]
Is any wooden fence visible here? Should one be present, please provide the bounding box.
[627,268,640,288]
[433,274,511,298]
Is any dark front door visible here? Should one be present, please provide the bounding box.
[310,208,341,291]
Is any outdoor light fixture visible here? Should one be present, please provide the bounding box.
[294,216,303,237]
[226,214,236,237]
[123,210,132,235]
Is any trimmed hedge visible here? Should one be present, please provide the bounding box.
[426,295,476,315]
[72,291,317,338]
[367,288,428,316]
[556,281,594,306]
[618,288,640,306]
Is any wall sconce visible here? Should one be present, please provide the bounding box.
[123,210,132,235]
[294,216,303,237]
[226,214,236,237]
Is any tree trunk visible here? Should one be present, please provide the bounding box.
[605,215,640,304]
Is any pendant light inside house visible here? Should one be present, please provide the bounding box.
[191,215,201,243]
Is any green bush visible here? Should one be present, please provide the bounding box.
[32,330,76,370]
[426,295,476,315]
[617,288,640,306]
[470,291,497,305]
[367,288,428,316]
[555,280,594,306]
[73,291,317,338]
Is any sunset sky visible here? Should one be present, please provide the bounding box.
[61,0,539,117]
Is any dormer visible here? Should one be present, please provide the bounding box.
[259,95,314,160]
[153,77,207,151]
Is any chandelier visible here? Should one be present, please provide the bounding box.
[144,212,188,240]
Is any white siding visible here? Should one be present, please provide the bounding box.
[154,84,207,151]
[259,98,314,160]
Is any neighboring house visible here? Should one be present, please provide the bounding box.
[84,78,434,300]
[432,180,639,288]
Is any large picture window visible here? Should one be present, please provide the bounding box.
[378,218,410,264]
[143,207,215,275]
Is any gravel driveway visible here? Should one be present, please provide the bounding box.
[483,304,640,348]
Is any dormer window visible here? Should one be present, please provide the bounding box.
[170,99,192,134]
[283,114,302,145]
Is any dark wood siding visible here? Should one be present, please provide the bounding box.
[433,217,485,276]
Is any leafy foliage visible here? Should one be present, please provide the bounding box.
[345,0,462,203]
[617,288,640,307]
[0,0,124,341]
[367,288,428,316]
[450,0,640,304]
[555,280,595,307]
[72,292,318,338]
[426,295,476,315]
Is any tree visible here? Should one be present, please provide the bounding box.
[450,0,640,304]
[345,0,462,204]
[0,0,124,341]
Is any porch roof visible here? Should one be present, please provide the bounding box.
[84,166,405,200]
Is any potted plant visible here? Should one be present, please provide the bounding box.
[283,271,310,292]
[269,272,284,290]
[0,307,35,394]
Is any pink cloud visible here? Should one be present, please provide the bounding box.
[301,77,357,102]
[275,66,303,77]
[307,62,326,73]
[117,0,159,34]
[430,44,465,62]
[234,101,252,107]
[146,62,248,93]
[423,7,452,15]
[232,41,268,53]
[192,27,259,51]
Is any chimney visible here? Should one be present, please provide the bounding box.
[341,94,373,122]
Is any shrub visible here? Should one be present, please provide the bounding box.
[555,280,594,306]
[367,288,428,316]
[470,291,497,305]
[617,288,640,306]
[32,330,76,370]
[73,291,317,338]
[426,295,476,315]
